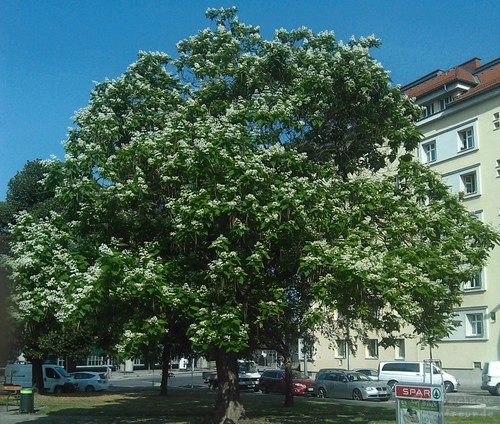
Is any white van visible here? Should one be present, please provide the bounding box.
[4,362,77,393]
[481,361,500,395]
[378,361,459,392]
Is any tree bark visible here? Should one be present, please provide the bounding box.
[66,357,77,373]
[31,358,45,393]
[160,341,170,396]
[283,352,294,407]
[203,350,247,424]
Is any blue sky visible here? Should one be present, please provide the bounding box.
[1,0,499,200]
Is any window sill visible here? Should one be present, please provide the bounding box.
[463,288,485,293]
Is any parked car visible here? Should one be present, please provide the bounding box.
[203,361,260,391]
[258,369,315,396]
[4,362,77,393]
[353,368,379,381]
[481,361,500,396]
[314,368,347,381]
[378,361,459,393]
[315,370,391,401]
[70,371,109,392]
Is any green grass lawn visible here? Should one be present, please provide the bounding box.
[20,389,499,424]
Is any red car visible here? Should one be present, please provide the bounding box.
[258,369,315,396]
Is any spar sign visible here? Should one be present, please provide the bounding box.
[396,385,443,400]
[395,384,444,424]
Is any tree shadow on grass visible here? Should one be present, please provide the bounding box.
[2,388,396,424]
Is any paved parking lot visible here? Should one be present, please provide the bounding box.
[2,369,500,422]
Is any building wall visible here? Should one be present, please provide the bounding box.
[415,91,500,369]
[310,80,499,377]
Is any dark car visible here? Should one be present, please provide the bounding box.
[315,371,391,401]
[259,369,315,396]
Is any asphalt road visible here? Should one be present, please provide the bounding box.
[108,369,500,417]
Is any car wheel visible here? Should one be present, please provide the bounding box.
[54,386,64,394]
[261,385,269,394]
[494,384,500,396]
[387,380,397,391]
[444,381,454,393]
[352,389,363,401]
[317,387,327,398]
[85,385,95,393]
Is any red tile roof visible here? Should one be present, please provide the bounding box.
[403,57,500,106]
[453,64,500,104]
[404,66,477,99]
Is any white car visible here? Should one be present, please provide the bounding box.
[70,371,109,392]
[481,361,500,396]
[353,368,379,381]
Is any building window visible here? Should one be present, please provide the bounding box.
[440,96,453,111]
[466,313,484,337]
[472,210,483,221]
[494,112,499,130]
[365,339,378,359]
[458,127,475,151]
[335,340,347,358]
[461,172,477,195]
[423,103,435,118]
[463,271,483,291]
[423,141,436,163]
[395,339,405,359]
[444,307,487,341]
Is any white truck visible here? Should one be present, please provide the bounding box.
[203,360,261,391]
[4,362,77,393]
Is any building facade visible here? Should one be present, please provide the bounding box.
[309,57,500,379]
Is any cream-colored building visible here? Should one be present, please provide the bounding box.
[309,57,500,382]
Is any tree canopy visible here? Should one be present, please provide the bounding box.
[4,7,498,423]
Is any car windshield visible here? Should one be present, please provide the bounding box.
[54,367,70,378]
[238,361,257,373]
[291,371,308,379]
[346,372,370,382]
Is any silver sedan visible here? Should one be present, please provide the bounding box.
[315,371,391,401]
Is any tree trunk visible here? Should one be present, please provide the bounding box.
[283,352,294,407]
[203,350,247,424]
[66,357,77,373]
[31,358,45,393]
[160,341,170,396]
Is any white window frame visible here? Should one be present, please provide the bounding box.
[458,127,475,151]
[461,171,478,196]
[423,103,435,118]
[463,270,483,291]
[466,313,484,337]
[444,307,488,341]
[423,141,437,163]
[365,339,378,359]
[440,96,453,111]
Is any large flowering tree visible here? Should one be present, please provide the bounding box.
[5,7,498,423]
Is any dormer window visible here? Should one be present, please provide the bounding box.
[423,103,434,118]
[440,96,453,111]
